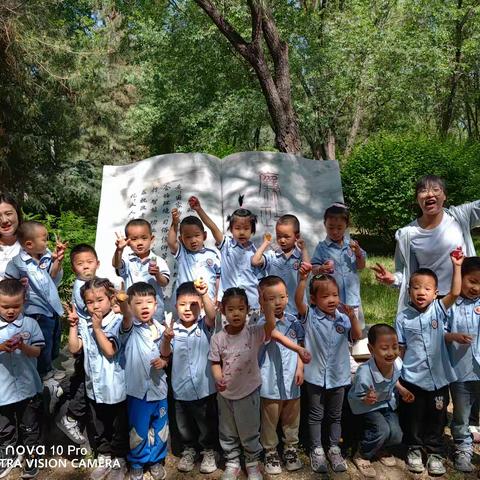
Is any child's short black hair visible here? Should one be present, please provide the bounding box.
[462,256,480,276]
[127,281,156,301]
[176,281,201,299]
[258,275,287,292]
[0,192,23,228]
[180,216,205,233]
[16,221,45,245]
[415,175,446,196]
[309,274,338,296]
[323,203,349,224]
[80,277,115,301]
[277,214,300,234]
[125,218,152,236]
[367,323,397,345]
[0,278,25,298]
[409,268,438,288]
[221,287,249,309]
[70,244,98,263]
[228,209,257,235]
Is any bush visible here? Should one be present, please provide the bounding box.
[23,210,96,301]
[342,133,479,239]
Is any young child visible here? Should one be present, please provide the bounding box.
[66,278,128,480]
[295,268,362,473]
[396,253,462,475]
[113,219,170,322]
[251,215,309,316]
[167,210,220,302]
[5,220,66,381]
[445,256,480,473]
[0,278,45,479]
[189,195,263,319]
[160,281,218,474]
[348,324,414,478]
[257,276,305,474]
[57,244,100,444]
[208,287,276,480]
[311,203,366,328]
[119,282,169,480]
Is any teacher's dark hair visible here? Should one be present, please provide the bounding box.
[0,192,23,226]
[415,175,446,196]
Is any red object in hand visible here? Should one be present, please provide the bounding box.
[188,196,199,208]
[451,246,463,260]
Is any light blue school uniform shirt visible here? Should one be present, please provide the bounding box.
[396,299,456,390]
[5,249,63,317]
[446,297,480,382]
[122,319,168,401]
[0,314,45,406]
[118,251,170,322]
[170,317,216,401]
[311,236,365,307]
[259,313,305,400]
[262,247,304,316]
[78,310,125,404]
[348,357,403,415]
[72,278,88,321]
[218,236,263,309]
[301,306,352,389]
[174,243,220,301]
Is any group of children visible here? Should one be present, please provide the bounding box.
[1,195,480,480]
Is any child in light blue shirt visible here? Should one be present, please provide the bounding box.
[66,277,128,480]
[161,281,217,474]
[445,256,480,473]
[113,218,170,322]
[167,209,220,302]
[119,282,169,480]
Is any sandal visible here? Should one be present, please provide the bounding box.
[353,456,376,478]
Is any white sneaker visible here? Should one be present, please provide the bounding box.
[264,450,282,474]
[283,446,302,471]
[41,370,54,382]
[199,449,217,474]
[44,379,63,414]
[90,455,111,480]
[53,368,66,381]
[56,414,86,444]
[106,458,126,480]
[221,460,241,480]
[177,448,196,472]
[246,463,263,480]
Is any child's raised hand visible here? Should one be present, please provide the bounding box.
[194,278,208,296]
[52,234,69,262]
[363,386,377,405]
[115,232,131,251]
[115,283,128,304]
[188,196,201,211]
[151,357,168,370]
[297,346,312,364]
[64,302,79,327]
[450,246,464,266]
[215,377,227,392]
[371,263,395,285]
[298,261,312,279]
[296,238,306,251]
[263,232,273,244]
[338,303,355,320]
[163,317,175,342]
[148,262,160,277]
[350,239,362,256]
[171,208,181,225]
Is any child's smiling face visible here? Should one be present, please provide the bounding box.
[310,278,340,316]
[369,333,400,370]
[126,224,154,259]
[176,293,202,325]
[129,294,157,323]
[461,270,480,300]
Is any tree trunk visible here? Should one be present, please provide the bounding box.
[345,100,364,157]
[193,0,302,154]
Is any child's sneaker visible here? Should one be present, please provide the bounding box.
[90,455,112,480]
[177,448,196,472]
[106,458,126,480]
[44,378,63,414]
[53,368,66,381]
[264,450,282,475]
[406,448,424,473]
[353,455,376,478]
[0,455,21,479]
[283,445,302,471]
[245,462,263,480]
[21,456,39,479]
[328,446,347,472]
[222,460,241,480]
[426,454,446,476]
[149,463,166,480]
[56,414,86,444]
[454,451,474,473]
[199,450,217,474]
[129,467,143,480]
[310,446,327,473]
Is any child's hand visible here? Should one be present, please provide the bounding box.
[261,297,275,318]
[338,303,355,320]
[296,238,306,251]
[322,259,334,274]
[263,232,273,244]
[399,387,415,403]
[91,311,103,330]
[298,261,312,279]
[371,263,395,285]
[52,234,69,263]
[148,262,160,276]
[449,332,473,344]
[363,386,377,405]
[215,377,227,392]
[194,278,208,296]
[64,303,79,327]
[115,284,128,304]
[450,246,464,266]
[163,317,175,342]
[115,232,131,251]
[151,357,168,370]
[350,240,362,257]
[20,277,29,289]
[188,196,201,211]
[298,347,312,364]
[0,339,16,353]
[171,208,181,225]
[295,367,304,386]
